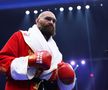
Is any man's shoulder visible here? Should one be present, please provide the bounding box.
[11,30,24,39]
[13,30,27,36]
[19,30,29,37]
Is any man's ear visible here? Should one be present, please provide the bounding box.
[36,18,39,24]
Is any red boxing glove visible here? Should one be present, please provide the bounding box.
[57,62,75,84]
[28,51,52,70]
[35,51,52,70]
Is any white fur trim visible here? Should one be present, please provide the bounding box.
[57,77,76,90]
[57,64,76,90]
[11,56,36,80]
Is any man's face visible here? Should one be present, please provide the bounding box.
[36,12,56,36]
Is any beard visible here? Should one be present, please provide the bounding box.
[39,24,56,37]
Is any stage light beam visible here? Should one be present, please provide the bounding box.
[74,64,79,71]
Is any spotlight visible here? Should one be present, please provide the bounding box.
[40,9,43,12]
[85,5,90,9]
[70,60,76,66]
[55,8,57,10]
[77,5,81,10]
[47,9,50,11]
[34,10,38,14]
[100,3,103,7]
[25,10,30,15]
[81,60,86,65]
[59,7,64,12]
[76,64,79,67]
[68,7,73,11]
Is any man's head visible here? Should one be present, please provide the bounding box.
[36,11,57,37]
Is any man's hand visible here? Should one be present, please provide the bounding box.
[28,51,52,70]
[57,62,75,84]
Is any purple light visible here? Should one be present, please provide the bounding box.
[70,60,76,66]
[81,60,86,65]
[90,73,94,78]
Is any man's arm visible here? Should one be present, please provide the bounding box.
[28,51,52,70]
[0,32,20,76]
[0,31,52,80]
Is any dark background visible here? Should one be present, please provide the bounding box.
[0,0,108,90]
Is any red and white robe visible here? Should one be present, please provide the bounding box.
[0,25,75,90]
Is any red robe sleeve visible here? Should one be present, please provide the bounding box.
[0,31,22,77]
